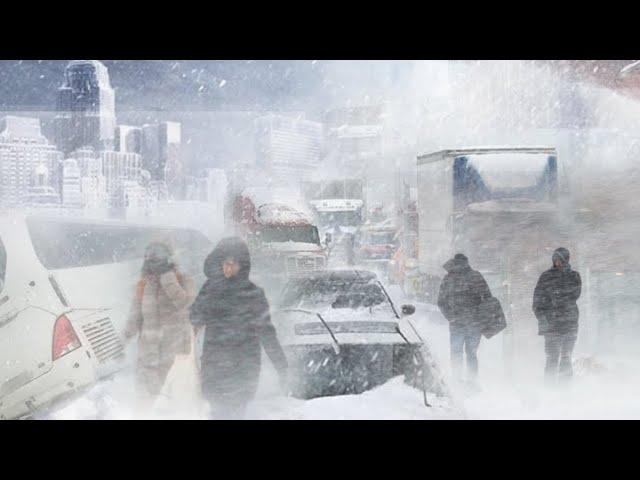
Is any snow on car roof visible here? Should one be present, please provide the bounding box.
[292,269,378,282]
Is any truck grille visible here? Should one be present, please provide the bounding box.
[298,257,319,271]
[81,317,125,364]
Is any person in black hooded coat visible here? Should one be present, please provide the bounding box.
[532,247,582,382]
[189,237,288,419]
[437,253,492,382]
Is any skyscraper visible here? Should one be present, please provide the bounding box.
[141,122,182,181]
[101,150,142,203]
[323,105,383,177]
[62,159,82,208]
[115,125,143,154]
[0,116,63,207]
[254,114,323,187]
[55,60,116,155]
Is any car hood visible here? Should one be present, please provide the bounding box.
[273,305,421,346]
[261,242,324,254]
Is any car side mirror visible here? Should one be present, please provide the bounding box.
[401,304,416,316]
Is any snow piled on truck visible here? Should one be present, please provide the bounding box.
[257,203,312,225]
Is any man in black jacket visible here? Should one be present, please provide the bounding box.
[437,253,492,383]
[190,237,288,419]
[532,247,582,383]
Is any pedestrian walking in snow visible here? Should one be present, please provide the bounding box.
[533,247,582,384]
[189,237,288,419]
[125,241,196,412]
[345,232,356,266]
[437,253,492,385]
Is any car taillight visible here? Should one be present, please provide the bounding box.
[52,314,81,361]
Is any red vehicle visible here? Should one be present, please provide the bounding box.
[231,189,327,282]
[355,218,399,280]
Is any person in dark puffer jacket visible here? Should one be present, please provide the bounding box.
[437,253,492,383]
[189,237,288,419]
[533,247,582,384]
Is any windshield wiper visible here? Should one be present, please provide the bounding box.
[377,281,400,319]
[279,308,340,355]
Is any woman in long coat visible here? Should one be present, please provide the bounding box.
[125,241,196,411]
[189,237,288,419]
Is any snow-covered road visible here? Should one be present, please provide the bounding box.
[45,281,640,420]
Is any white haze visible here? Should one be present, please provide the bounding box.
[14,60,640,419]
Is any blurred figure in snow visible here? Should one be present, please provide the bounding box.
[345,232,355,266]
[324,232,332,251]
[125,240,196,412]
[533,247,582,384]
[189,237,288,420]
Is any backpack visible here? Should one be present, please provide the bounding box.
[479,296,507,339]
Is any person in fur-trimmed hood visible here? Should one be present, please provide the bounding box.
[190,236,288,420]
[125,240,196,410]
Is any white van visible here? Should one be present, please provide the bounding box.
[0,214,212,420]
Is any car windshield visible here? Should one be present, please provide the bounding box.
[259,225,320,245]
[280,275,390,310]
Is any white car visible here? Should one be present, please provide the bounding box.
[0,214,211,420]
[273,270,426,400]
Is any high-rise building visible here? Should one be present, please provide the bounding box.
[55,60,116,155]
[0,116,63,207]
[323,105,383,177]
[148,180,169,202]
[81,174,108,215]
[121,180,146,212]
[254,114,323,186]
[62,159,82,208]
[100,150,142,207]
[141,122,182,183]
[69,147,102,177]
[115,125,143,154]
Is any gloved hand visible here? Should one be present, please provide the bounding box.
[144,257,173,276]
[155,259,174,275]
